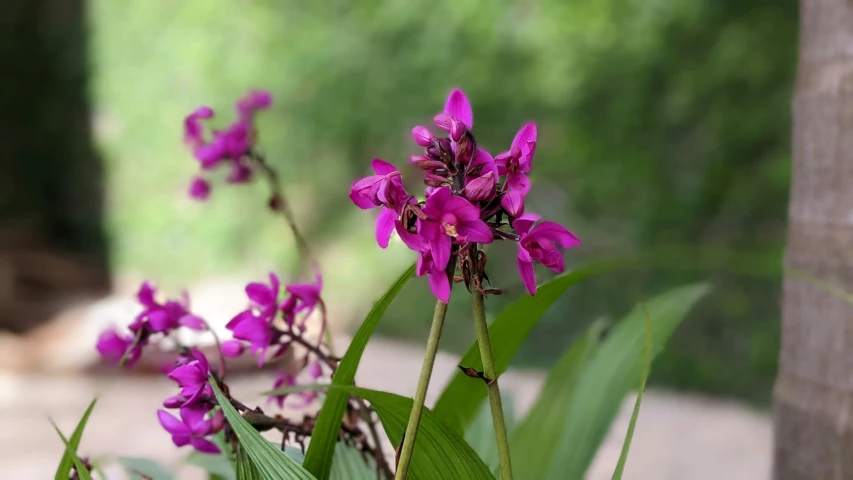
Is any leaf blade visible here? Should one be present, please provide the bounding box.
[52,397,97,480]
[209,377,315,480]
[302,264,415,480]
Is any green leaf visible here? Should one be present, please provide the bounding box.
[543,283,711,479]
[51,423,92,480]
[52,397,97,480]
[209,377,316,480]
[611,307,654,480]
[263,383,494,479]
[303,264,415,480]
[465,394,517,473]
[117,457,174,480]
[236,446,263,480]
[432,263,613,431]
[508,320,608,479]
[330,442,377,480]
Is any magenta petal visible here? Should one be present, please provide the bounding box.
[428,270,451,303]
[506,172,532,195]
[457,220,494,244]
[375,208,397,249]
[395,221,428,251]
[531,222,581,248]
[443,88,473,128]
[158,410,189,436]
[147,309,173,332]
[179,314,206,330]
[501,190,525,217]
[188,177,211,201]
[430,234,451,271]
[423,187,452,217]
[470,148,498,178]
[246,282,274,306]
[191,437,221,454]
[411,126,433,147]
[371,159,399,176]
[163,395,184,408]
[444,196,481,222]
[306,361,323,379]
[512,213,541,235]
[220,340,244,358]
[511,123,537,154]
[517,255,537,296]
[137,281,158,308]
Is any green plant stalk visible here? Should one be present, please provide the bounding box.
[395,299,450,479]
[471,289,514,480]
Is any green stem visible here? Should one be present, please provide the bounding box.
[471,289,514,480]
[395,299,449,480]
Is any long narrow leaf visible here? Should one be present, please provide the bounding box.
[303,265,415,480]
[508,320,608,479]
[432,263,615,431]
[611,307,654,479]
[236,446,263,480]
[209,378,315,480]
[52,398,97,480]
[263,383,494,479]
[543,283,710,479]
[51,422,93,480]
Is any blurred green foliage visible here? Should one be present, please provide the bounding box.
[91,0,796,403]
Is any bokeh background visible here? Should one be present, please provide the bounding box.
[83,0,795,404]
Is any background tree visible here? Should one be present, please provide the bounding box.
[774,0,853,477]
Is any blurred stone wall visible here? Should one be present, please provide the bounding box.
[0,0,109,332]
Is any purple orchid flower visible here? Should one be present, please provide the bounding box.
[496,123,537,217]
[513,214,581,295]
[157,406,224,454]
[95,328,143,367]
[184,106,214,150]
[246,273,281,320]
[419,187,494,271]
[226,311,275,367]
[236,89,272,119]
[349,159,409,212]
[396,221,452,303]
[434,88,474,133]
[286,273,323,319]
[165,348,213,407]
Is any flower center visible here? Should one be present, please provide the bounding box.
[441,213,459,236]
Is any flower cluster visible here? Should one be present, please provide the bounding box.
[350,89,580,300]
[96,282,205,368]
[183,90,273,200]
[220,272,324,368]
[158,349,224,454]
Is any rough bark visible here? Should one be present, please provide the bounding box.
[774,1,853,478]
[0,0,109,332]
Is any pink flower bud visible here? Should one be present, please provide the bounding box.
[464,172,497,202]
[220,340,244,358]
[411,126,433,147]
[188,177,211,201]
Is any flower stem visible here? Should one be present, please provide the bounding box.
[471,289,514,480]
[395,299,449,479]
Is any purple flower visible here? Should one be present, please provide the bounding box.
[268,372,296,409]
[166,348,213,407]
[96,328,143,367]
[220,340,244,358]
[246,273,281,320]
[434,88,473,132]
[495,123,537,217]
[226,311,274,366]
[396,221,452,303]
[236,89,273,118]
[188,177,211,200]
[286,273,323,320]
[184,106,214,150]
[411,126,434,147]
[420,187,494,270]
[158,406,224,454]
[513,214,581,295]
[349,159,409,213]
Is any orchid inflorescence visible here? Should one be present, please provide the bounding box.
[349,89,580,302]
[94,90,393,478]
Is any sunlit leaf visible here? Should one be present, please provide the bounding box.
[302,265,415,480]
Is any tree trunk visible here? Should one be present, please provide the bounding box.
[774,1,853,478]
[0,0,109,333]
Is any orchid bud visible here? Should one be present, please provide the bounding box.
[411,126,433,147]
[464,171,497,202]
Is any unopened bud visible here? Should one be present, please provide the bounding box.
[464,172,497,202]
[411,126,433,147]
